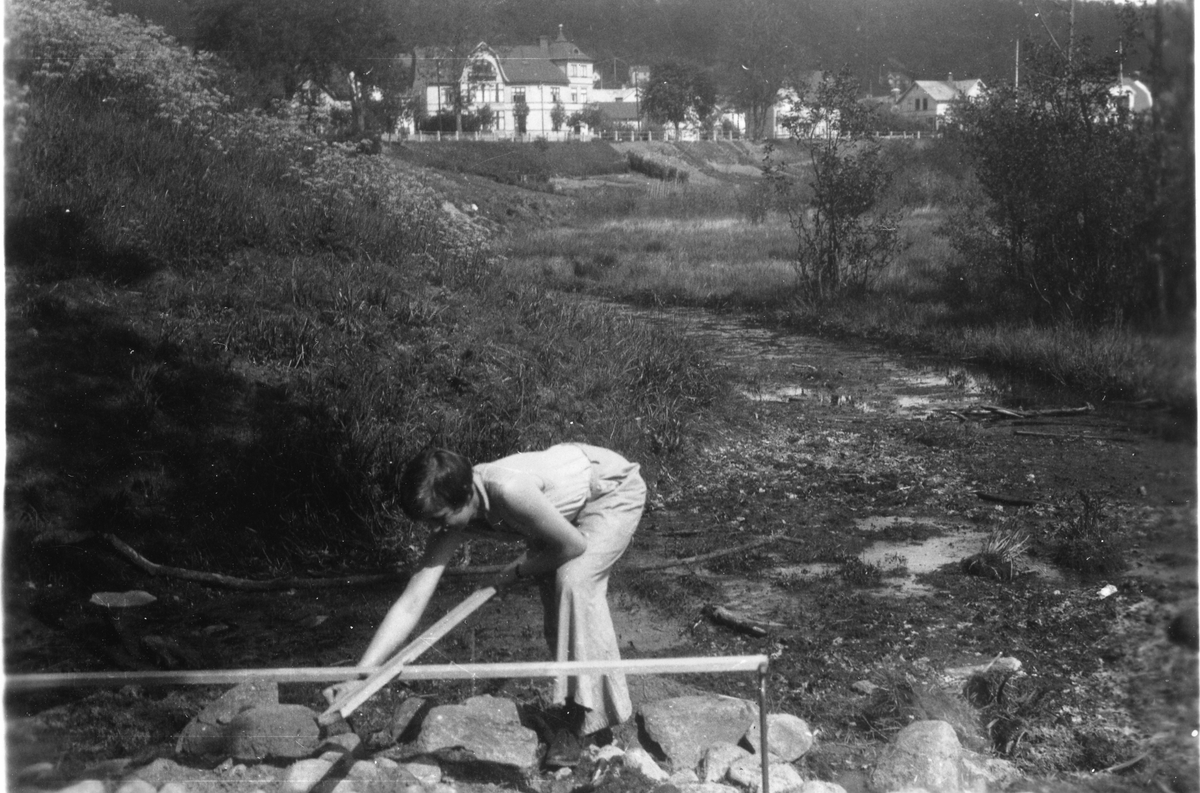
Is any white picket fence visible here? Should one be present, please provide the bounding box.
[384,129,747,144]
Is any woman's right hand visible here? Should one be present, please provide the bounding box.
[322,678,366,707]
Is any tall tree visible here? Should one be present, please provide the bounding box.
[719,0,802,139]
[192,0,399,131]
[951,36,1164,325]
[641,60,716,137]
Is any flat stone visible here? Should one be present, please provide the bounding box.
[417,695,539,769]
[375,697,430,745]
[727,754,798,792]
[159,784,190,793]
[176,681,279,755]
[797,782,847,793]
[55,781,106,793]
[960,750,1020,789]
[227,704,321,761]
[679,784,741,793]
[640,695,758,772]
[403,761,442,786]
[670,770,700,785]
[283,759,336,793]
[850,681,880,696]
[702,743,750,783]
[318,732,362,763]
[625,746,671,782]
[744,714,814,762]
[868,721,962,793]
[128,758,194,790]
[115,780,157,793]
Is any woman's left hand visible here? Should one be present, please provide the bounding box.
[488,555,528,589]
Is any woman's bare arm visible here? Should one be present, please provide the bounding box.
[490,475,587,577]
[356,528,464,667]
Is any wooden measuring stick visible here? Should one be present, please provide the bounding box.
[318,585,496,725]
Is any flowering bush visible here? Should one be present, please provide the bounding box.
[9,0,225,129]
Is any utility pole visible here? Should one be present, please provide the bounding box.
[1015,38,1020,88]
[1068,0,1075,64]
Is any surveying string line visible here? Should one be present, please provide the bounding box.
[6,656,771,692]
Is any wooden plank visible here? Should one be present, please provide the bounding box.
[318,586,497,724]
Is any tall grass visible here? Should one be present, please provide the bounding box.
[5,0,726,574]
[503,137,1194,405]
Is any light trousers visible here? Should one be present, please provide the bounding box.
[536,444,644,735]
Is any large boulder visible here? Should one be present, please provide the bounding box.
[417,695,539,769]
[226,704,321,761]
[176,681,279,755]
[744,714,814,762]
[868,720,962,793]
[640,696,758,772]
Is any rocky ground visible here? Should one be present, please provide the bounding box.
[7,299,1196,793]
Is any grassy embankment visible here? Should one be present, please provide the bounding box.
[4,2,724,579]
[501,139,1195,408]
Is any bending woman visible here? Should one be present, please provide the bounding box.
[325,443,645,750]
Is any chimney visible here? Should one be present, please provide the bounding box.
[539,35,549,51]
[947,71,954,83]
[557,24,567,41]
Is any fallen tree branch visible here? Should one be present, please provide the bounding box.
[1101,752,1149,774]
[105,534,408,591]
[974,492,1043,508]
[106,532,785,590]
[704,605,770,637]
[953,404,1095,422]
[1013,430,1139,443]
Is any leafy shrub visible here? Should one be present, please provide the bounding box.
[627,151,689,183]
[951,40,1192,326]
[1050,491,1127,577]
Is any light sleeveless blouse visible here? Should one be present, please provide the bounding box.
[470,444,594,539]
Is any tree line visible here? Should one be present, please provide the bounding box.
[118,0,1187,131]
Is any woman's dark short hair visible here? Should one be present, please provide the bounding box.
[398,448,474,520]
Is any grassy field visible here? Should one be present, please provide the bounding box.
[502,148,1196,408]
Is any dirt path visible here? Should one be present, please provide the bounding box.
[601,300,1197,790]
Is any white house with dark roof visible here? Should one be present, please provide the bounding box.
[893,77,985,126]
[406,26,597,136]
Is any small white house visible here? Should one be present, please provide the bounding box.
[1109,76,1153,113]
[893,77,985,126]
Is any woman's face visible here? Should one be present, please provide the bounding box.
[425,491,478,531]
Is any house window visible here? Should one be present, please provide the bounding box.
[581,89,587,103]
[571,90,577,103]
[551,88,560,101]
[513,89,525,104]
